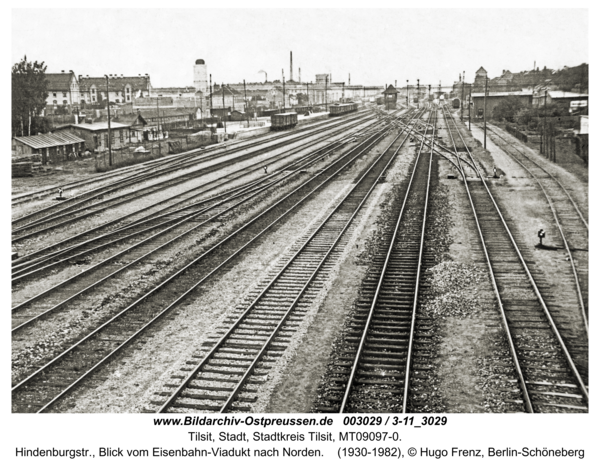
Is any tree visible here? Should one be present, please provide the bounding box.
[492,96,524,123]
[12,56,48,137]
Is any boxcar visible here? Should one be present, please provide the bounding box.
[271,112,298,131]
[452,98,460,109]
[329,102,359,117]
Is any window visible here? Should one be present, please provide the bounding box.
[53,100,57,105]
[63,100,68,105]
[63,92,67,98]
[53,93,57,98]
[119,130,124,144]
[116,99,120,103]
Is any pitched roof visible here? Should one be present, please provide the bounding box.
[13,131,84,149]
[382,84,399,94]
[79,76,151,92]
[45,73,75,91]
[211,85,241,97]
[476,66,487,74]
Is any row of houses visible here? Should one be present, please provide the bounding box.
[45,71,153,111]
[450,66,589,120]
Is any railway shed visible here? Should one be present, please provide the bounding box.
[471,90,533,119]
[12,131,85,163]
[65,121,137,152]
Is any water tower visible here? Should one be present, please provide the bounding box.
[194,59,208,93]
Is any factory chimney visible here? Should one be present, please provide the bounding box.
[290,51,293,81]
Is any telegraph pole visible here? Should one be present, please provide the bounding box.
[222,83,227,133]
[483,77,488,149]
[307,82,309,106]
[243,79,249,126]
[209,74,213,119]
[543,89,548,156]
[417,79,420,108]
[156,96,161,139]
[468,84,471,131]
[325,75,328,112]
[406,80,409,107]
[104,75,112,166]
[428,84,431,102]
[460,71,465,121]
[282,72,286,111]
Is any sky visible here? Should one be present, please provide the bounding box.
[11,7,588,89]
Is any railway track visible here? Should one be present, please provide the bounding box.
[11,111,373,208]
[153,110,424,413]
[12,115,381,283]
[312,107,436,413]
[11,129,378,332]
[12,113,406,413]
[441,106,588,413]
[12,113,376,243]
[476,123,588,332]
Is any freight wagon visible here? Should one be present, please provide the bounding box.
[452,98,460,109]
[271,112,298,130]
[329,102,358,117]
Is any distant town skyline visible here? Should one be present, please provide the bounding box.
[12,9,588,88]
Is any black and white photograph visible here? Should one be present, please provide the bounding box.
[7,4,595,466]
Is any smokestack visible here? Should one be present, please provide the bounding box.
[395,80,397,87]
[290,51,293,81]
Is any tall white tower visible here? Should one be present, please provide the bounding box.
[194,59,208,93]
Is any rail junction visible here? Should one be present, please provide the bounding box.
[12,101,588,414]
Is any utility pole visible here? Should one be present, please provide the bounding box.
[543,89,548,156]
[243,79,249,126]
[325,75,328,112]
[209,74,213,120]
[460,71,465,121]
[156,96,161,139]
[307,82,309,106]
[104,75,112,166]
[417,79,420,108]
[222,83,227,133]
[468,84,471,131]
[282,72,286,111]
[428,84,431,102]
[483,77,488,149]
[406,80,409,107]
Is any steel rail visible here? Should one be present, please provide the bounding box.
[440,105,534,411]
[12,119,398,412]
[11,129,372,328]
[158,111,420,414]
[479,124,588,333]
[12,131,357,279]
[12,111,373,229]
[443,105,588,407]
[337,108,430,413]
